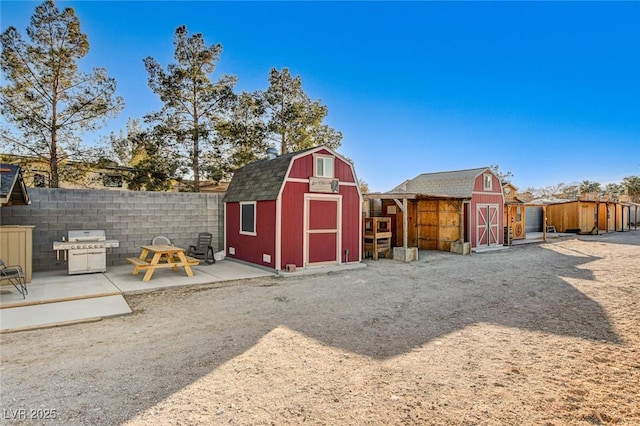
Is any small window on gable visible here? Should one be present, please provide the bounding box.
[483,173,493,191]
[314,155,334,178]
[240,202,256,236]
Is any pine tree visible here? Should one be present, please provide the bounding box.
[0,0,124,187]
[263,67,342,154]
[144,25,236,192]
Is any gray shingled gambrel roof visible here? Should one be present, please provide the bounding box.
[0,163,30,206]
[387,167,493,198]
[223,147,316,202]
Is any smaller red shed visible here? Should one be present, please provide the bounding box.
[382,167,505,250]
[223,146,363,271]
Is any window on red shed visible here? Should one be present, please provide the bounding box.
[483,174,493,191]
[240,202,256,235]
[314,155,334,178]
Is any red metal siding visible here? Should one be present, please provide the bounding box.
[473,193,505,204]
[470,174,504,247]
[288,156,313,179]
[334,157,356,183]
[226,202,240,249]
[280,150,362,268]
[340,186,361,263]
[226,149,362,270]
[309,200,338,229]
[225,201,277,268]
[288,150,356,182]
[473,171,501,192]
[463,202,470,243]
[280,182,306,268]
[308,199,339,263]
[308,233,338,263]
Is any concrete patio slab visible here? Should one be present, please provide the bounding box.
[511,231,576,245]
[0,295,131,333]
[0,259,277,333]
[1,270,120,308]
[0,259,368,333]
[107,260,275,294]
[276,262,366,277]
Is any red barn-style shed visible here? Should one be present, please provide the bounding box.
[376,167,505,251]
[223,146,362,271]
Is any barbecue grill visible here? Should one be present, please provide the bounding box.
[53,230,119,275]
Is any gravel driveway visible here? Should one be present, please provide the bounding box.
[1,232,638,425]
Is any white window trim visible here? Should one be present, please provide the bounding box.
[239,201,257,236]
[483,173,493,191]
[314,154,334,178]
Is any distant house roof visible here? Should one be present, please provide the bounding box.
[527,198,574,205]
[387,167,494,198]
[0,164,30,206]
[223,147,316,202]
[174,180,230,193]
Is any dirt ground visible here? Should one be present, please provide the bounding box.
[1,232,639,425]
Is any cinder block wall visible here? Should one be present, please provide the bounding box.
[0,188,224,272]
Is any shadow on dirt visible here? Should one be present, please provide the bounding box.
[1,235,631,425]
[279,242,622,358]
[576,231,640,247]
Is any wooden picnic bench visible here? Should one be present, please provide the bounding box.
[127,244,200,282]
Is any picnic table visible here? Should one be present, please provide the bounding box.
[127,245,199,282]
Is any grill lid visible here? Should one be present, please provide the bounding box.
[68,230,106,242]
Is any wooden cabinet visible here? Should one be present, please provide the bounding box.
[0,225,35,283]
[363,217,392,260]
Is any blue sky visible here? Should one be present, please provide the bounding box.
[2,1,639,192]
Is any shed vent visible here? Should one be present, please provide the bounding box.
[266,147,278,160]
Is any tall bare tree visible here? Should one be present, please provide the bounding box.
[144,25,236,192]
[490,164,513,184]
[0,0,124,187]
